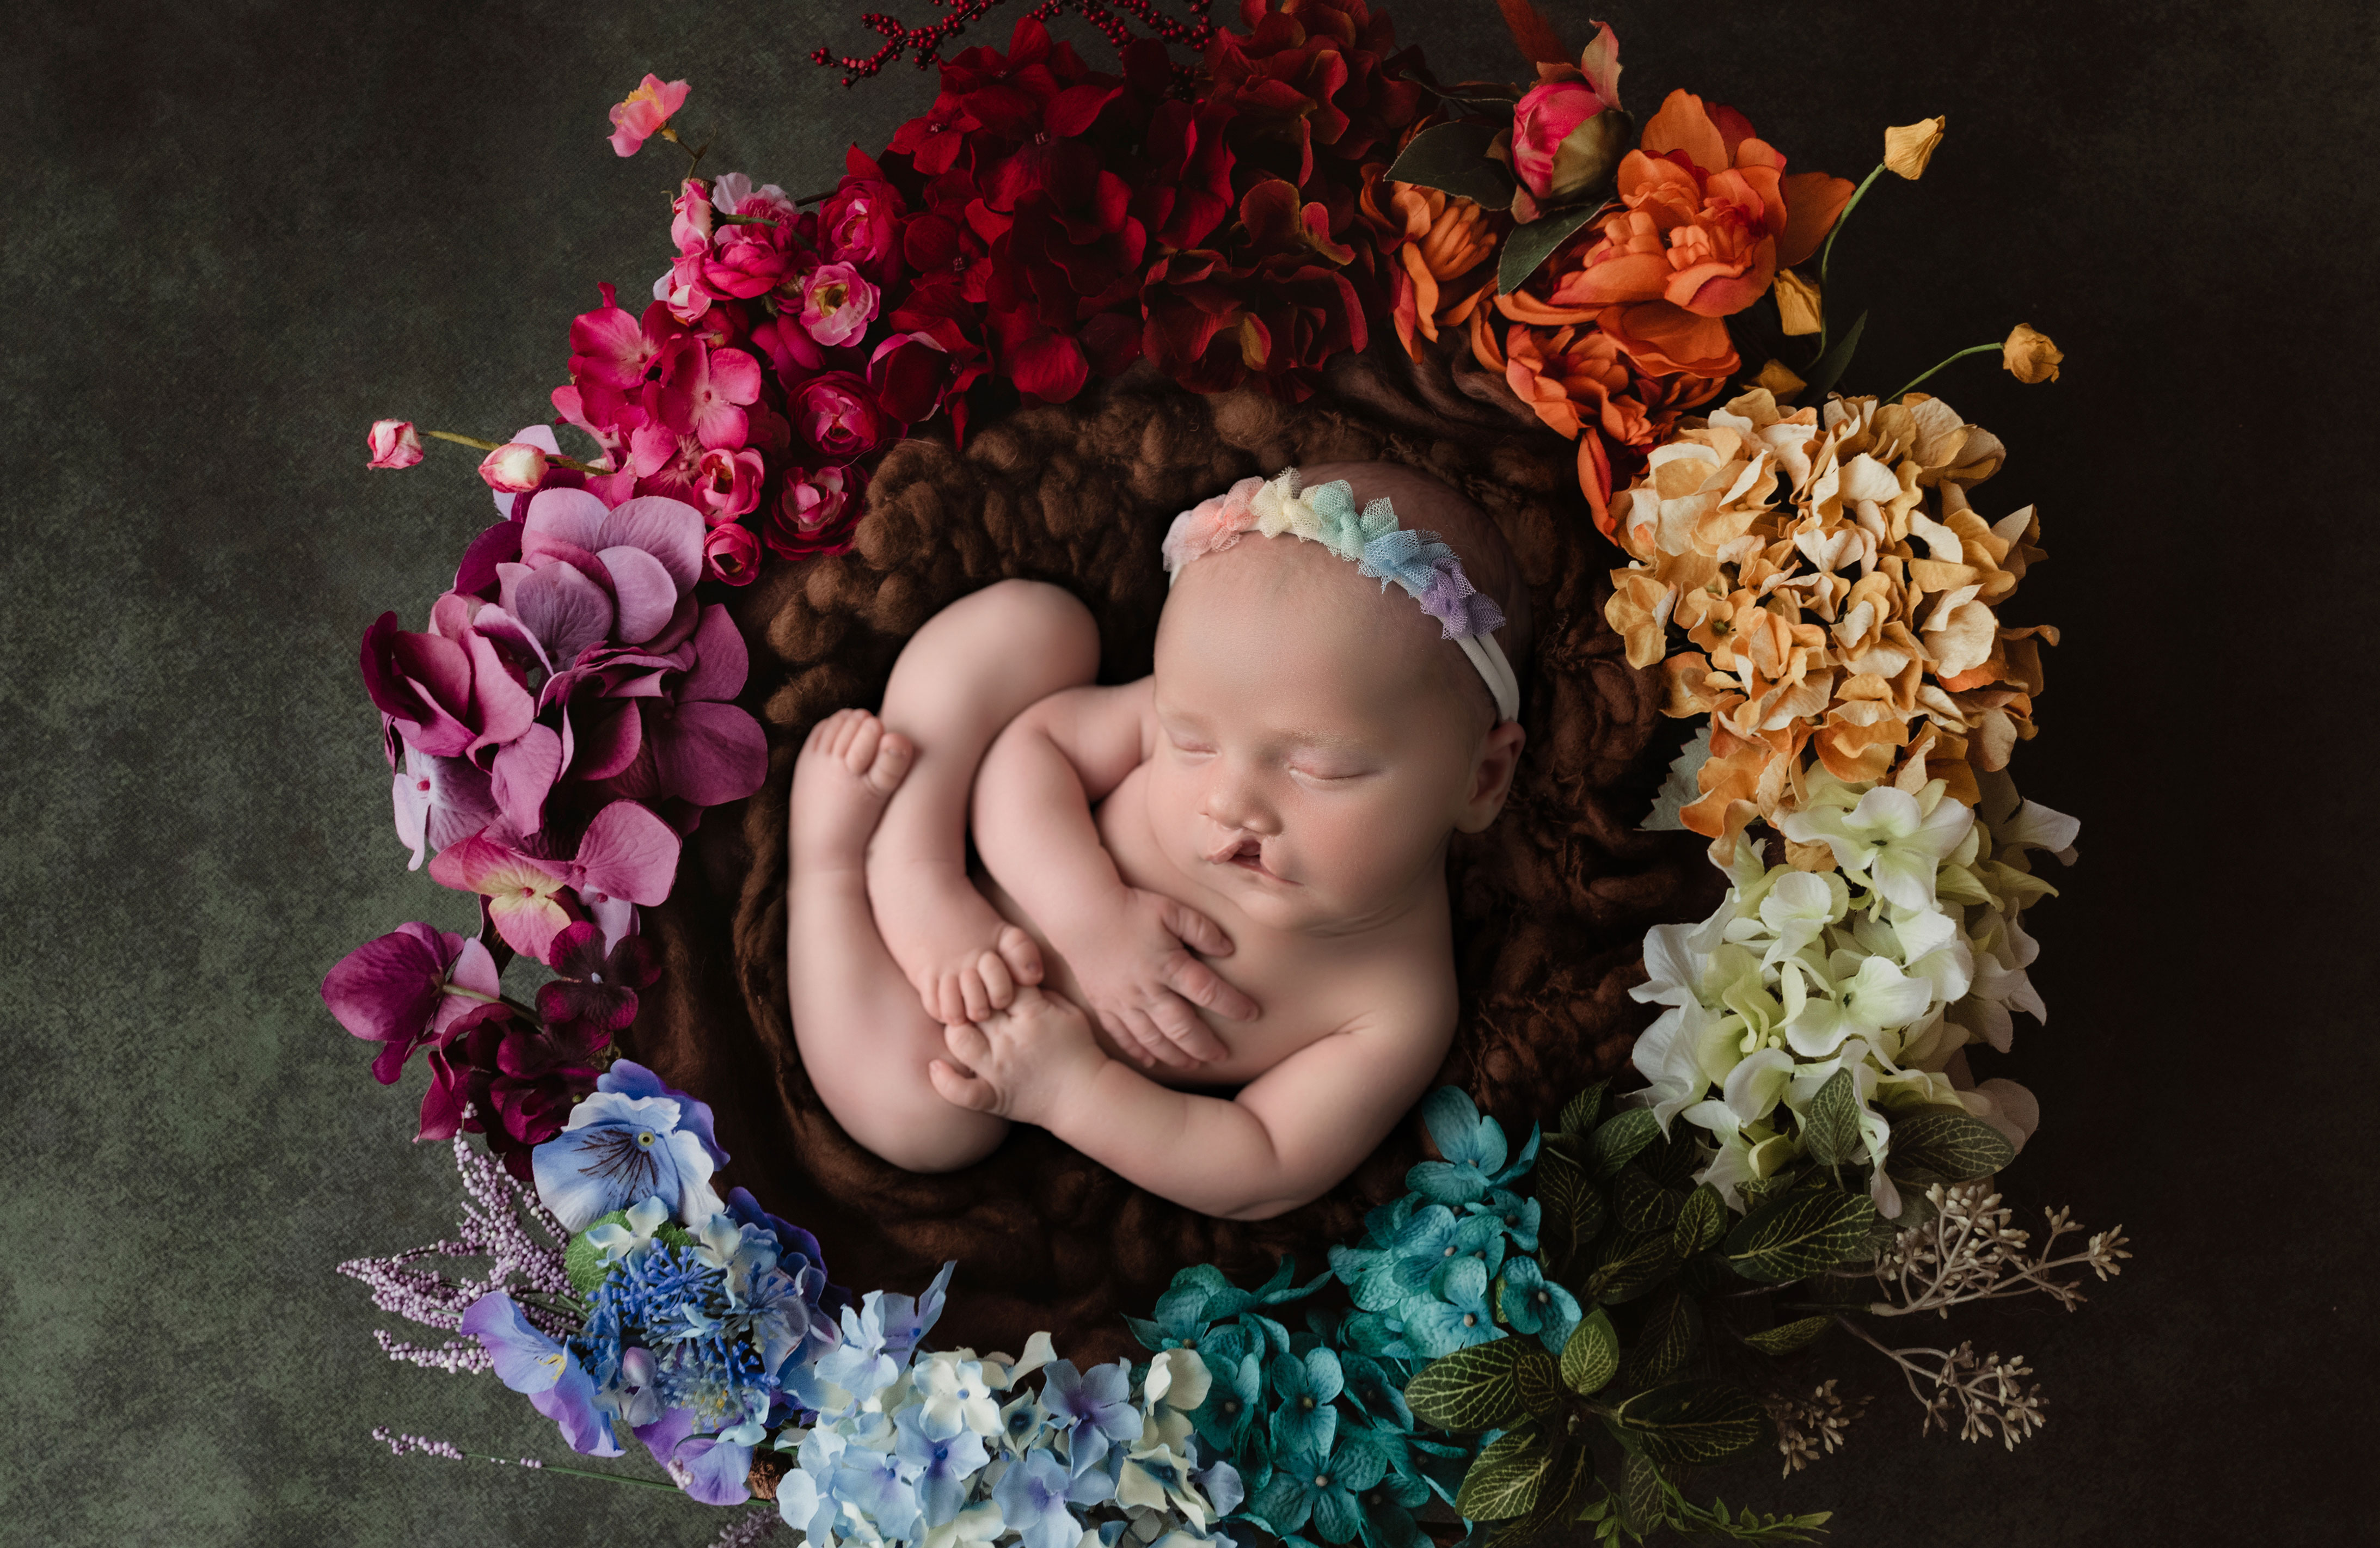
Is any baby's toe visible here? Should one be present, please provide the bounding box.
[840,712,881,774]
[959,964,992,1023]
[864,730,913,797]
[976,947,1015,1009]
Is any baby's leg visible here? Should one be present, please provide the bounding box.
[787,709,1009,1171]
[864,579,1101,1024]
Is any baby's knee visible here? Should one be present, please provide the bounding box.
[858,1101,1008,1174]
[950,580,1099,677]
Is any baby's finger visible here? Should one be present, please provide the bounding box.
[942,1019,994,1068]
[1165,954,1260,1023]
[1123,1004,1196,1068]
[1150,994,1231,1062]
[959,965,992,1024]
[928,1058,998,1113]
[976,948,1015,1009]
[1159,899,1235,956]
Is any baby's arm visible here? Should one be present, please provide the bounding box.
[935,988,1450,1220]
[971,681,1255,1068]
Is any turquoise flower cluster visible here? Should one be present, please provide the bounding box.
[1125,1089,1556,1548]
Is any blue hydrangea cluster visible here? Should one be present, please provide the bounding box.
[1119,1089,1557,1548]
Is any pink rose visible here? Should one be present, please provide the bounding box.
[797,262,880,348]
[790,373,885,461]
[670,178,714,251]
[692,446,765,523]
[765,464,865,561]
[703,521,762,586]
[477,441,549,494]
[608,73,690,158]
[367,420,423,469]
[818,176,904,273]
[1511,79,1617,204]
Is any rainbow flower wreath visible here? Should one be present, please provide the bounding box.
[327,4,2129,1544]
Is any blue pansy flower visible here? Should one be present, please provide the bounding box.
[1266,1348,1342,1460]
[459,1291,622,1457]
[1402,1257,1499,1359]
[531,1060,729,1230]
[1495,1256,1581,1354]
[994,1446,1084,1548]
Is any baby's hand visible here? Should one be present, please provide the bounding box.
[1058,887,1258,1070]
[929,986,1105,1128]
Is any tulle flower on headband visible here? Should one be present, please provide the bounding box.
[1162,469,1519,722]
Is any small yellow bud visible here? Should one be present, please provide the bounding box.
[1752,358,1807,397]
[2002,322,2064,384]
[1883,115,1947,180]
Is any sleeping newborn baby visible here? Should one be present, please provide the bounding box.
[785,461,1530,1220]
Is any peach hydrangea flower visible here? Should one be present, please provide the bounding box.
[1604,386,2054,859]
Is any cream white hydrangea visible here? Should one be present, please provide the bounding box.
[1630,770,2075,1217]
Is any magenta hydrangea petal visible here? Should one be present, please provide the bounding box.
[462,630,538,755]
[572,701,643,782]
[677,600,749,704]
[490,724,564,836]
[597,495,706,592]
[598,543,678,643]
[499,561,615,674]
[522,484,608,551]
[571,800,681,905]
[651,701,768,807]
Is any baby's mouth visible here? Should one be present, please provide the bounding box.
[1214,837,1284,881]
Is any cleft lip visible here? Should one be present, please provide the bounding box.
[1207,834,1287,882]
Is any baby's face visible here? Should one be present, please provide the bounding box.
[1148,535,1502,935]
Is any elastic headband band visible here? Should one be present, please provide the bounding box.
[1161,469,1522,724]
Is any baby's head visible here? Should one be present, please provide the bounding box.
[1150,461,1532,933]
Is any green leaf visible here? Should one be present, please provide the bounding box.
[1885,1109,2017,1185]
[1801,309,1866,398]
[1513,1341,1569,1420]
[1535,1147,1604,1272]
[1741,1315,1835,1356]
[1639,1123,1704,1189]
[1619,1453,1669,1535]
[1641,724,1713,833]
[1456,1424,1554,1521]
[1589,1107,1660,1181]
[563,1212,629,1296]
[1724,1188,1878,1285]
[1607,1380,1766,1467]
[1560,1306,1620,1396]
[1504,1443,1599,1546]
[1385,120,1517,210]
[1588,1228,1680,1305]
[1559,1081,1611,1139]
[1620,1287,1701,1387]
[1799,1068,1862,1169]
[1406,1336,1538,1432]
[1499,200,1608,295]
[1615,1167,1685,1234]
[1671,1185,1726,1260]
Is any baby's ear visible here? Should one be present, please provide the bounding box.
[1455,720,1528,833]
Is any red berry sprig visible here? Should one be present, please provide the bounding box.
[811,0,1217,85]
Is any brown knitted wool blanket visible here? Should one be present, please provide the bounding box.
[618,337,1720,1364]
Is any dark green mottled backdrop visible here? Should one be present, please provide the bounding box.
[5,1,2374,1543]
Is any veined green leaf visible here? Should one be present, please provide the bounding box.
[1456,1424,1554,1520]
[1560,1306,1620,1396]
[1607,1380,1765,1466]
[1741,1315,1835,1356]
[1671,1184,1726,1259]
[1406,1336,1536,1432]
[1589,1107,1660,1180]
[1800,1067,1862,1168]
[1885,1109,2017,1185]
[1723,1187,1876,1285]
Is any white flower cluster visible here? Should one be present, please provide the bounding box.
[1630,769,2076,1216]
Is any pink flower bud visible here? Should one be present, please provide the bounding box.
[765,464,864,561]
[366,420,424,469]
[1511,80,1608,202]
[693,446,765,523]
[477,442,549,494]
[797,262,880,348]
[608,73,691,158]
[702,522,762,586]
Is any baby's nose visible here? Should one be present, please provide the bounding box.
[1200,766,1279,835]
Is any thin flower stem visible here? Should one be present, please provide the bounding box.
[422,429,610,478]
[465,1452,685,1492]
[1813,161,1887,355]
[1888,342,1999,403]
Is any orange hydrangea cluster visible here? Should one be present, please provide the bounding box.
[1604,388,2056,856]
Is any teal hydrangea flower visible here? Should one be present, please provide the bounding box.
[1266,1349,1343,1458]
[1495,1255,1581,1354]
[1252,1429,1389,1545]
[1405,1089,1541,1206]
[1403,1255,1499,1359]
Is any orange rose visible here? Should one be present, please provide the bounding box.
[1498,321,1720,537]
[1358,169,1500,359]
[1548,90,1854,379]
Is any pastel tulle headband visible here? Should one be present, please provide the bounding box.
[1161,469,1522,723]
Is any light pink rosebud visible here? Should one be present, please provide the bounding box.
[477,441,549,494]
[693,446,765,523]
[797,262,880,348]
[1511,79,1616,204]
[366,420,424,469]
[671,179,714,251]
[608,73,691,158]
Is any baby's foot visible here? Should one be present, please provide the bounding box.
[790,710,914,875]
[868,854,1044,1028]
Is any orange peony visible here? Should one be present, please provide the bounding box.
[1550,90,1854,380]
[1357,169,1500,358]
